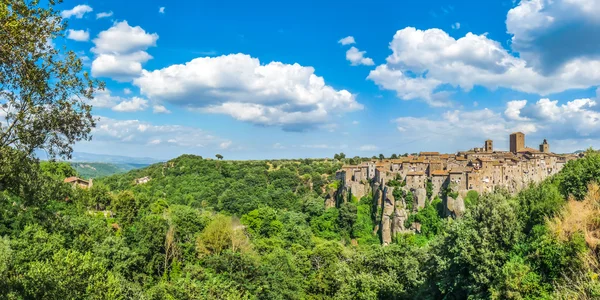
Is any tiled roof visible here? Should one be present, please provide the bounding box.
[431,170,449,176]
[407,171,425,176]
[419,152,440,156]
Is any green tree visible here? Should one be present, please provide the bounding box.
[379,154,385,161]
[556,150,600,200]
[0,0,102,159]
[429,193,524,298]
[215,154,223,160]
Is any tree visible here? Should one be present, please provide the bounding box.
[390,154,398,159]
[334,153,346,161]
[378,154,385,161]
[0,0,103,159]
[215,154,223,160]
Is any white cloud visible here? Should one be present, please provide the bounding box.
[134,53,362,130]
[123,88,132,95]
[392,97,600,153]
[368,27,600,106]
[159,7,165,14]
[91,116,229,150]
[507,0,600,74]
[338,36,355,45]
[91,21,158,81]
[273,143,286,149]
[152,105,171,114]
[67,29,90,42]
[352,120,359,125]
[96,11,113,19]
[112,97,149,112]
[219,141,232,149]
[88,89,121,108]
[61,5,93,19]
[451,22,461,29]
[359,145,378,151]
[505,100,529,121]
[345,46,374,66]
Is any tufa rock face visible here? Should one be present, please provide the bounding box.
[415,188,427,209]
[380,186,396,246]
[445,194,466,218]
[392,200,409,237]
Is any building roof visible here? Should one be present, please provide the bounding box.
[431,170,449,176]
[406,171,425,176]
[64,177,89,184]
[518,147,541,153]
[419,151,440,156]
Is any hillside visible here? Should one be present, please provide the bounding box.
[70,162,149,179]
[2,151,600,298]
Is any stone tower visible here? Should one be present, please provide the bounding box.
[510,132,525,153]
[484,139,493,152]
[539,139,549,153]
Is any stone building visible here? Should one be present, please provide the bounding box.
[539,139,550,153]
[510,132,525,153]
[337,133,573,200]
[64,177,93,188]
[484,139,493,152]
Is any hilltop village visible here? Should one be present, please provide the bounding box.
[335,132,580,244]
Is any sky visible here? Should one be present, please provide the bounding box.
[56,0,600,160]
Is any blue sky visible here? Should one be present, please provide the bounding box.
[58,0,600,159]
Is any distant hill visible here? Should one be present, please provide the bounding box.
[69,152,162,165]
[71,162,149,179]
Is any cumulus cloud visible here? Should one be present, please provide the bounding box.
[61,5,93,19]
[134,53,362,130]
[368,27,600,106]
[393,97,600,153]
[91,116,229,150]
[338,36,356,45]
[91,21,158,81]
[88,89,121,108]
[112,97,149,112]
[152,105,171,114]
[159,7,165,14]
[504,100,528,121]
[96,11,113,19]
[507,0,600,74]
[451,22,460,29]
[345,46,374,66]
[67,29,90,42]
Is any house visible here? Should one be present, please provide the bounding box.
[135,176,151,185]
[64,176,93,188]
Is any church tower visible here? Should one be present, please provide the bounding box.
[539,139,550,153]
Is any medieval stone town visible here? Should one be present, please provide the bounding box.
[335,132,581,245]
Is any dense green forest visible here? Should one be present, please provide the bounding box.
[70,162,149,179]
[1,152,600,299]
[2,1,600,299]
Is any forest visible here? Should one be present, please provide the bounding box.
[1,152,600,299]
[2,1,600,299]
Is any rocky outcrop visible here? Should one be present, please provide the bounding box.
[445,194,466,218]
[380,186,396,245]
[415,188,427,209]
[348,181,370,200]
[392,199,409,237]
